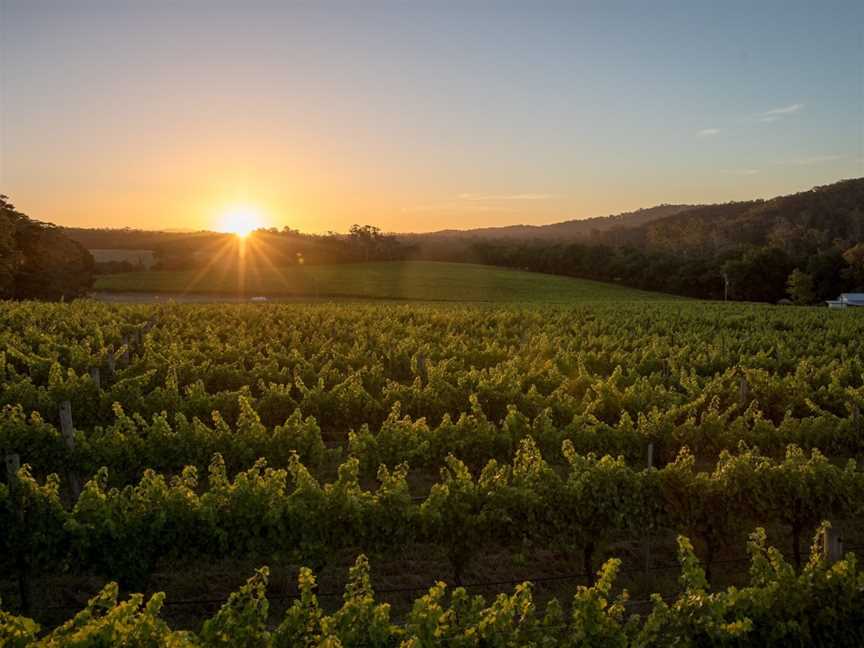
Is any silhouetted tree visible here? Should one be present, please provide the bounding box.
[0,196,19,296]
[806,249,848,300]
[0,194,94,300]
[348,224,403,261]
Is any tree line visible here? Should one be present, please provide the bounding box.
[0,196,93,300]
[471,239,864,303]
[72,224,415,273]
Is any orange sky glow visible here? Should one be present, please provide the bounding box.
[1,3,861,234]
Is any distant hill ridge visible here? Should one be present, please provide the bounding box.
[601,177,864,254]
[408,204,697,241]
[62,177,864,250]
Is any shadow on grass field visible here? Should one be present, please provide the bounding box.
[93,261,677,303]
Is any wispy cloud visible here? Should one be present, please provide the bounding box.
[458,193,557,201]
[757,103,803,123]
[697,128,720,137]
[762,103,804,116]
[721,168,760,176]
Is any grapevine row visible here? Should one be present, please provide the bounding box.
[3,303,864,436]
[3,393,863,489]
[2,528,862,646]
[3,439,861,589]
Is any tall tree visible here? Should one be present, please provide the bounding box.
[0,196,19,296]
[786,269,815,305]
[842,243,864,290]
[0,195,94,300]
[721,247,794,302]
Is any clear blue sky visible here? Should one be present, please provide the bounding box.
[1,0,862,232]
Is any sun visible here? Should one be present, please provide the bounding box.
[218,205,264,238]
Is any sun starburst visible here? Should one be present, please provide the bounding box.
[218,206,263,238]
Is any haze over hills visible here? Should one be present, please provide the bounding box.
[63,204,699,247]
[408,204,698,241]
[59,178,864,253]
[62,227,217,250]
[414,178,864,245]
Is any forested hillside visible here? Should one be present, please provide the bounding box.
[475,178,864,303]
[606,178,864,254]
[0,196,93,300]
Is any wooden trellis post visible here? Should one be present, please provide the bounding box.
[5,453,31,614]
[107,347,116,375]
[89,367,101,390]
[5,453,20,482]
[643,443,654,579]
[416,353,428,387]
[824,525,843,564]
[59,401,81,499]
[738,373,750,408]
[121,337,130,366]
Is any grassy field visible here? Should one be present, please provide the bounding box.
[93,260,674,303]
[91,248,156,268]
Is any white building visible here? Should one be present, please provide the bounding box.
[826,293,864,308]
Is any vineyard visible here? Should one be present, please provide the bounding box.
[2,299,864,645]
